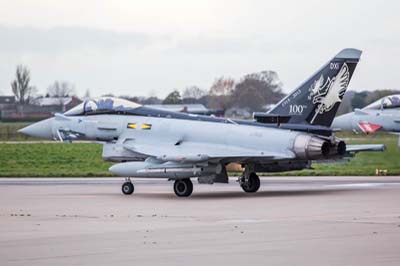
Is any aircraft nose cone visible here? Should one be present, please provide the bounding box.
[18,118,54,139]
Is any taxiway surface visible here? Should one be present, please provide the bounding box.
[1,176,400,266]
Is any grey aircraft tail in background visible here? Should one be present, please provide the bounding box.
[19,48,385,197]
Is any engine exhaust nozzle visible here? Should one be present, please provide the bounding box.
[293,134,330,159]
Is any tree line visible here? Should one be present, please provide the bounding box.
[9,65,286,113]
[158,70,285,113]
[8,65,400,114]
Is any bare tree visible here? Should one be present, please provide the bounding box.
[207,77,235,110]
[11,65,36,104]
[182,86,206,99]
[209,77,235,96]
[232,71,285,112]
[47,81,76,111]
[26,86,39,104]
[47,81,75,98]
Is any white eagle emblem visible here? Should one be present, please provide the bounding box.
[308,63,350,123]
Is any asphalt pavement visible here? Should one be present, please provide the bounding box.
[1,176,400,266]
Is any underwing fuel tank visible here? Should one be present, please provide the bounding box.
[109,161,222,179]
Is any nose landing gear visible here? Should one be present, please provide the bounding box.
[121,178,134,195]
[121,177,194,197]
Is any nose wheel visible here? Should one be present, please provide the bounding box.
[173,178,193,197]
[121,179,134,195]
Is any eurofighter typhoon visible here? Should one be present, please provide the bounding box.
[19,49,385,197]
[332,94,400,146]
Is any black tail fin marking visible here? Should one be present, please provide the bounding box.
[269,48,361,127]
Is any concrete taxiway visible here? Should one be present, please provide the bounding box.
[1,176,400,266]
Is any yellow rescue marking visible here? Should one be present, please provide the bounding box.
[127,123,137,129]
[141,123,152,130]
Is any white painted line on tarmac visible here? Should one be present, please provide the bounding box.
[327,182,400,188]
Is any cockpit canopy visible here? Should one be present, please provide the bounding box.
[64,97,141,116]
[363,94,400,110]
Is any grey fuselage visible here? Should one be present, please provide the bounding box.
[333,109,400,133]
[52,114,301,162]
[17,100,344,179]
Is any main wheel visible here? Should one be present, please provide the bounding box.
[241,173,260,193]
[173,178,193,197]
[121,181,134,195]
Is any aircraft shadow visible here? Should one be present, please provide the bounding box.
[133,188,355,200]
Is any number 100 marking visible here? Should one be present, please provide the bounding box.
[290,104,304,114]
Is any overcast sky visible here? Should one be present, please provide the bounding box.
[0,0,399,98]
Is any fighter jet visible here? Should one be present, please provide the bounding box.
[332,94,400,133]
[19,48,385,197]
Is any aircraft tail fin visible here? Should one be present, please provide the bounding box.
[269,48,361,127]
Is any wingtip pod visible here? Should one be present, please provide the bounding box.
[335,48,362,60]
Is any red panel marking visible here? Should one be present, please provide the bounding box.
[358,122,382,133]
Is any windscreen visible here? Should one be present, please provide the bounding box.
[64,97,141,115]
[363,95,400,110]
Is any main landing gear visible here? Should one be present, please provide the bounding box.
[239,168,260,193]
[173,178,193,197]
[121,178,134,195]
[121,171,260,196]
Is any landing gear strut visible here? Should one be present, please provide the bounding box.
[239,166,260,193]
[173,178,193,197]
[121,178,134,195]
